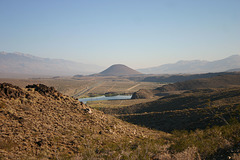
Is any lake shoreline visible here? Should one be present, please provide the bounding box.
[79,95,132,104]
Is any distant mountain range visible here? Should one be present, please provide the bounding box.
[0,52,104,77]
[2,52,240,77]
[94,64,142,76]
[138,55,240,74]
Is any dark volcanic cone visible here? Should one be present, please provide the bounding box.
[99,64,142,76]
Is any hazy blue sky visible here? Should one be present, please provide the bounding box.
[0,0,240,68]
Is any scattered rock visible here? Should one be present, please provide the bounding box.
[83,108,92,114]
[0,83,169,159]
[26,84,62,99]
[0,83,28,99]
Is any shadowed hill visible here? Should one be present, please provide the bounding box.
[142,72,239,83]
[98,86,240,159]
[101,88,240,132]
[156,74,240,92]
[97,64,142,76]
[131,74,240,99]
[100,74,240,132]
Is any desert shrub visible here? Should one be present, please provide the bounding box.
[88,93,101,97]
[58,153,73,160]
[0,101,6,109]
[170,122,240,158]
[0,139,17,151]
[72,136,168,159]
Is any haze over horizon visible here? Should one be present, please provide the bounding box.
[1,0,240,68]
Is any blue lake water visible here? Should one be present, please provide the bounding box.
[79,95,132,103]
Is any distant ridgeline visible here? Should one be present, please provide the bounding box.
[129,73,240,99]
[142,72,240,83]
[138,55,240,74]
[0,52,104,77]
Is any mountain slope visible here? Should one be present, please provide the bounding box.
[97,64,142,76]
[117,88,240,158]
[1,83,239,159]
[0,52,103,76]
[138,55,240,74]
[98,86,240,159]
[155,74,240,92]
[115,88,240,131]
[0,83,170,159]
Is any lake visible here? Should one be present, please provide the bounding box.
[79,95,132,103]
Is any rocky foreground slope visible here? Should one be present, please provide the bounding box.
[1,83,240,159]
[0,83,176,159]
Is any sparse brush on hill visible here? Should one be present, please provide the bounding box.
[130,74,240,99]
[0,83,189,160]
[170,121,240,159]
[1,83,240,159]
[114,88,240,130]
[98,87,240,159]
[155,74,240,92]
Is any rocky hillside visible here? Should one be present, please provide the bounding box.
[0,83,174,159]
[1,82,239,159]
